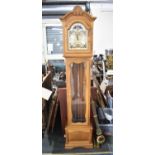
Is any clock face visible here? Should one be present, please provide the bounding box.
[68,23,88,50]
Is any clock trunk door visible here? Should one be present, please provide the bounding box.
[70,62,86,123]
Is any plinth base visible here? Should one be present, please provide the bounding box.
[65,125,93,149]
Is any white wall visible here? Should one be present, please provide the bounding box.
[91,3,113,57]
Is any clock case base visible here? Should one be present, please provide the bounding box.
[65,125,93,149]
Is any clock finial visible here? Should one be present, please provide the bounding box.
[73,6,83,16]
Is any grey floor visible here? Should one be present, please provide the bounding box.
[42,107,113,155]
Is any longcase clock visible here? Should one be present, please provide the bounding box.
[60,6,96,149]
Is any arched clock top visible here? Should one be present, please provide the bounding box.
[60,6,96,23]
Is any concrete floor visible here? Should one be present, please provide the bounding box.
[42,106,113,155]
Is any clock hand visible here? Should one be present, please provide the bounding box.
[76,33,79,41]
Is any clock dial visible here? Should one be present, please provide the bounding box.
[68,23,88,50]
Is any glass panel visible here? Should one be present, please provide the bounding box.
[70,63,86,123]
[46,26,63,54]
[68,23,88,50]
